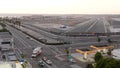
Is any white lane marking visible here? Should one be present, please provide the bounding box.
[102,17,111,32]
[55,55,65,61]
[85,20,97,32]
[7,26,32,48]
[70,64,82,68]
[15,48,22,58]
[65,19,94,33]
[49,46,63,54]
[103,19,107,33]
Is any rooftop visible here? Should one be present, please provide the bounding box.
[112,49,120,59]
[0,62,23,68]
[0,32,12,39]
[80,48,91,51]
[94,45,109,47]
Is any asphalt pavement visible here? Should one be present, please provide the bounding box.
[5,17,120,68]
[5,25,74,68]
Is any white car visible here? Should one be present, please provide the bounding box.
[31,53,37,58]
[30,38,34,40]
[69,58,76,63]
[26,36,30,39]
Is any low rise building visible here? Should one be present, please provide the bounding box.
[0,62,22,68]
[112,49,120,59]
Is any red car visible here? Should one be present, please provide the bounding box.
[42,57,52,65]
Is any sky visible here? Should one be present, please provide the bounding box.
[0,0,120,14]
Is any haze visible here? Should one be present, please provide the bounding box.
[0,0,120,14]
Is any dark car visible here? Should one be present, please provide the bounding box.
[38,60,45,67]
[2,54,6,59]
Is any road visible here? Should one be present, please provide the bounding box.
[11,17,120,45]
[4,17,120,68]
[6,25,75,68]
[87,19,105,33]
[18,23,116,44]
[64,17,111,33]
[65,18,97,33]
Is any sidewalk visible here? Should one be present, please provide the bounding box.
[26,62,32,68]
[71,53,95,62]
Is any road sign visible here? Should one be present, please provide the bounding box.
[68,54,72,59]
[19,59,24,62]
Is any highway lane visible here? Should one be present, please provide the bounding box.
[22,24,58,39]
[111,18,120,26]
[6,25,42,68]
[20,24,98,44]
[5,20,120,68]
[16,24,105,44]
[87,19,106,33]
[6,25,47,68]
[102,17,111,33]
[6,23,64,55]
[109,18,120,28]
[7,26,39,48]
[6,24,73,68]
[56,35,120,48]
[85,20,97,32]
[65,19,94,32]
[65,18,97,33]
[19,22,108,44]
[21,24,60,43]
[19,21,101,44]
[22,18,110,41]
[12,20,120,45]
[63,17,112,33]
[21,19,104,43]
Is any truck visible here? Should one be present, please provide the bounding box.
[31,47,42,58]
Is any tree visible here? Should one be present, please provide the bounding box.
[97,36,101,42]
[107,49,112,56]
[107,38,112,44]
[15,20,21,28]
[65,48,69,55]
[21,53,26,59]
[87,63,94,68]
[96,58,120,68]
[94,52,103,62]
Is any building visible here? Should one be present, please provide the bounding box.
[0,62,22,68]
[112,49,120,59]
[0,32,13,51]
[76,45,114,60]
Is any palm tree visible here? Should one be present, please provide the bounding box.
[21,53,26,59]
[97,35,101,42]
[107,38,112,44]
[15,20,21,28]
